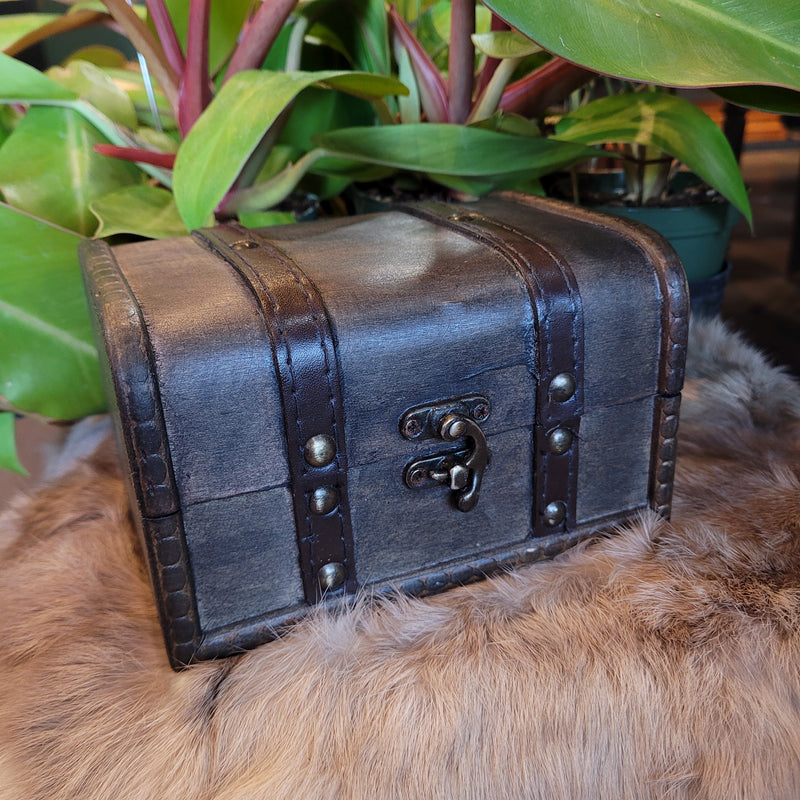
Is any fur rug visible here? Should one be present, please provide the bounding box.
[2,317,800,800]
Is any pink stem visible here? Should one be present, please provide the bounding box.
[499,57,593,118]
[447,0,475,125]
[389,5,449,123]
[224,0,298,80]
[178,0,212,136]
[144,0,185,76]
[94,144,176,169]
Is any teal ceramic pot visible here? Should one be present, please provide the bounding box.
[593,196,740,282]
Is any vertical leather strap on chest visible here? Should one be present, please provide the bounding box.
[396,203,585,537]
[193,224,356,604]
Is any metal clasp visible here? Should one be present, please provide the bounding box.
[400,396,490,512]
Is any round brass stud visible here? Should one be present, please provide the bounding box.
[309,486,338,515]
[543,500,567,527]
[318,562,346,591]
[547,427,574,455]
[304,434,337,468]
[231,240,258,250]
[549,373,576,403]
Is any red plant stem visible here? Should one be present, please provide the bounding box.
[177,0,212,136]
[499,57,593,118]
[94,144,176,169]
[475,13,508,98]
[144,0,185,76]
[224,0,298,80]
[447,0,475,125]
[389,4,449,123]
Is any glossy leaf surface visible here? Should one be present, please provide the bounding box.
[485,0,800,92]
[0,204,103,420]
[0,106,142,235]
[173,69,407,229]
[314,123,597,178]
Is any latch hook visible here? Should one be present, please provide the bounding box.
[437,413,488,511]
[401,396,490,512]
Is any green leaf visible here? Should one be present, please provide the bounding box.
[0,51,78,101]
[0,13,59,53]
[484,0,800,92]
[313,123,597,179]
[91,185,188,239]
[0,105,142,235]
[0,412,27,475]
[471,30,541,59]
[553,92,752,225]
[277,86,377,153]
[238,210,297,227]
[0,203,104,421]
[46,60,137,128]
[173,69,407,229]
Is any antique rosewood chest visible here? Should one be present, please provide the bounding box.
[80,192,688,668]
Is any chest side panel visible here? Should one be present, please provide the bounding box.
[109,237,302,633]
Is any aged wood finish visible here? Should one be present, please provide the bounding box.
[80,192,688,667]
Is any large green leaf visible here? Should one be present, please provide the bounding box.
[553,92,752,225]
[313,123,597,179]
[90,184,188,239]
[0,106,142,235]
[173,69,407,229]
[485,0,800,93]
[0,203,104,421]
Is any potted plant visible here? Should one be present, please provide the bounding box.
[1,0,799,473]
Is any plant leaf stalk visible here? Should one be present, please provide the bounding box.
[224,0,298,80]
[178,0,211,135]
[448,0,475,124]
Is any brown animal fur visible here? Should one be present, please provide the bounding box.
[2,317,800,799]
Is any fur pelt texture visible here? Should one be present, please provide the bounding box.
[2,317,800,800]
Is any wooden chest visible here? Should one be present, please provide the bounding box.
[80,192,688,668]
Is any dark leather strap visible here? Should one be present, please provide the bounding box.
[193,224,356,604]
[396,203,584,537]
